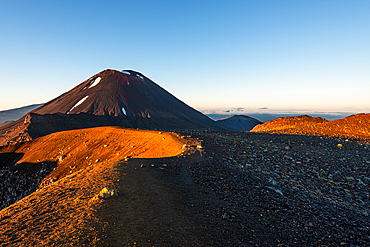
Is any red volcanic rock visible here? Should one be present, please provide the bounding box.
[251,113,370,139]
[251,115,327,132]
[0,127,187,184]
[0,69,225,146]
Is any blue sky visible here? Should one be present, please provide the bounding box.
[0,0,369,114]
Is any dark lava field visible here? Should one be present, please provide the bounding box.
[185,131,370,246]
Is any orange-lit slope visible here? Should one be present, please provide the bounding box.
[0,127,186,185]
[251,115,327,132]
[251,113,370,139]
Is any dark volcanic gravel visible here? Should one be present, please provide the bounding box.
[1,130,370,246]
[0,160,57,210]
[184,131,370,246]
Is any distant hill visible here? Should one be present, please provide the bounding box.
[205,112,352,122]
[251,115,327,132]
[217,115,262,131]
[0,104,43,124]
[251,114,370,139]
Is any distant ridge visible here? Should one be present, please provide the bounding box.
[251,114,370,139]
[217,115,262,131]
[0,104,43,124]
[0,69,225,146]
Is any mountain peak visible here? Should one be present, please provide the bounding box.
[0,69,225,146]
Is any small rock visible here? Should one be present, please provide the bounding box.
[269,178,277,186]
[58,155,66,162]
[93,188,120,199]
[358,179,366,186]
[221,213,229,219]
[266,186,283,196]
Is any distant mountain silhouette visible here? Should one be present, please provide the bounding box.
[0,104,43,124]
[0,69,225,146]
[217,115,262,131]
[251,114,370,139]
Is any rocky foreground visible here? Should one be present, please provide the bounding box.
[1,130,370,246]
[186,130,370,246]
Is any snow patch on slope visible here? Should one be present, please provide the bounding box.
[122,107,126,115]
[67,96,89,114]
[82,77,101,90]
[122,71,130,75]
[88,77,101,88]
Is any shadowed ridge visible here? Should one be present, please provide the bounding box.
[0,104,43,124]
